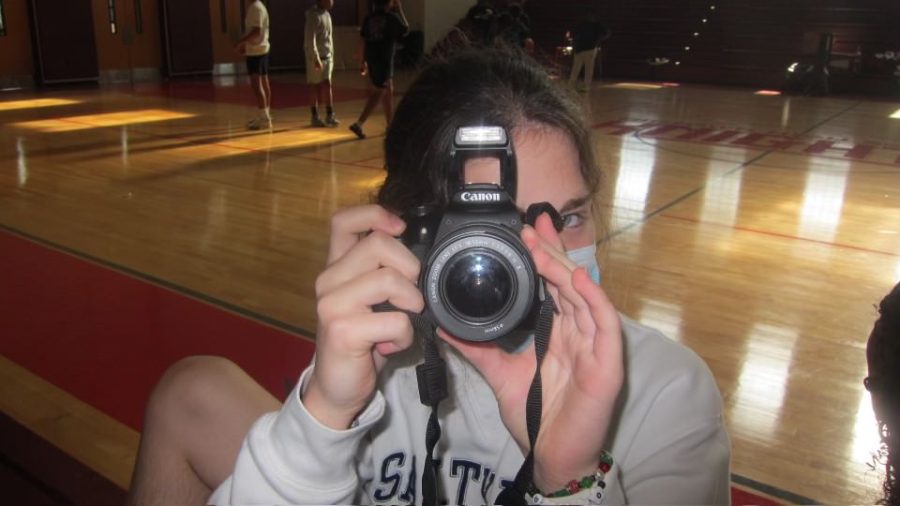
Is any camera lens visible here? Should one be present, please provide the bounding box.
[443,249,513,320]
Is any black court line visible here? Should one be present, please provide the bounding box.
[598,100,862,244]
[0,224,317,342]
[731,473,819,505]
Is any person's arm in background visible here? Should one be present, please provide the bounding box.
[391,0,410,35]
[305,11,322,69]
[356,21,367,75]
[594,23,611,48]
[235,6,262,53]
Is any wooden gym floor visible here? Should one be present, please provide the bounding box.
[1,69,898,504]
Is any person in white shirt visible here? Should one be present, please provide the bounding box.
[235,0,271,130]
[125,47,731,506]
[305,0,339,127]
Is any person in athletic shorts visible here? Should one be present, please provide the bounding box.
[236,0,272,130]
[305,0,339,127]
[348,0,409,140]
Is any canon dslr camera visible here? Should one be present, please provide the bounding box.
[401,126,545,343]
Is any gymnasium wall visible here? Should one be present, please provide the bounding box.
[0,0,34,87]
[526,0,900,93]
[90,0,163,81]
[0,0,376,86]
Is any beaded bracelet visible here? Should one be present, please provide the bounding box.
[529,451,614,498]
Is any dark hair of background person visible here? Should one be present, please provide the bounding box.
[378,47,600,213]
[866,282,900,506]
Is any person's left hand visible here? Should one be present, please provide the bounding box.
[440,213,624,492]
[235,42,246,55]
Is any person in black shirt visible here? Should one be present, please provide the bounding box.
[496,3,534,52]
[465,0,496,45]
[349,0,409,140]
[569,11,610,92]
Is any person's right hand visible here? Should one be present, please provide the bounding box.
[302,205,423,430]
[315,59,323,71]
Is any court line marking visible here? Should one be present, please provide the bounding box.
[660,214,899,257]
[731,473,819,505]
[0,224,318,343]
[598,101,863,244]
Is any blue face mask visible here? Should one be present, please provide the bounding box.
[566,243,602,284]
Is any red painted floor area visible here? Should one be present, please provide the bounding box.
[131,79,372,110]
[0,230,783,505]
[0,230,315,431]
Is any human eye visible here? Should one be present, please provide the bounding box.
[561,211,586,229]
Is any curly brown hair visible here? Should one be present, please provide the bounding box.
[867,282,900,506]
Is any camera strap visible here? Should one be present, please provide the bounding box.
[374,291,556,506]
[495,294,556,506]
[373,302,448,506]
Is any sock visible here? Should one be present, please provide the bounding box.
[264,107,271,119]
[326,106,334,117]
[310,106,318,118]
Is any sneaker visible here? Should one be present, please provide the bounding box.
[325,114,340,127]
[349,122,366,139]
[248,116,272,131]
[310,116,326,127]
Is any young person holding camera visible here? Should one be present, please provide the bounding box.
[126,48,730,505]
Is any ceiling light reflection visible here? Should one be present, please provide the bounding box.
[612,136,656,226]
[16,137,27,188]
[637,298,683,341]
[781,99,792,129]
[701,150,743,227]
[121,126,129,168]
[732,323,798,440]
[799,159,849,242]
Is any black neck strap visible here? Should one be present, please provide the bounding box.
[494,295,555,505]
[377,296,555,506]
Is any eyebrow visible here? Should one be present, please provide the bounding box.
[559,195,592,214]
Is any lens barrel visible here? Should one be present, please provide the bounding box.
[423,226,536,342]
